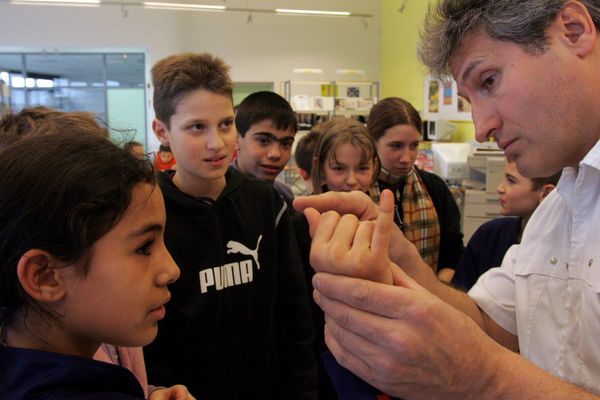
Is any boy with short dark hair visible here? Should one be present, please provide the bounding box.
[145,52,316,400]
[233,91,297,206]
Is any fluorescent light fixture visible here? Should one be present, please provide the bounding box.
[11,76,25,88]
[36,79,54,88]
[11,0,100,6]
[143,2,225,11]
[276,8,351,16]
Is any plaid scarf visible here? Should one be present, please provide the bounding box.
[375,167,441,271]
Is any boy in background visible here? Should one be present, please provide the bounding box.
[144,53,316,400]
[233,91,297,206]
[153,144,177,171]
[294,126,322,195]
[452,159,561,290]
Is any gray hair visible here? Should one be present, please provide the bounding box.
[418,0,600,78]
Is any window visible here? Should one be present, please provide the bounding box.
[0,51,147,145]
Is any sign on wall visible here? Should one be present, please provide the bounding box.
[423,75,472,121]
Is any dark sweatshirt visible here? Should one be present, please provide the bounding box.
[0,346,144,399]
[144,168,317,400]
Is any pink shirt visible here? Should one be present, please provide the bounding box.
[93,344,148,398]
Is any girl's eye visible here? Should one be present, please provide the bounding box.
[190,123,205,131]
[136,240,155,256]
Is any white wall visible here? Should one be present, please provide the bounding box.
[0,1,381,147]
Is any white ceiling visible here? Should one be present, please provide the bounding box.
[0,0,380,86]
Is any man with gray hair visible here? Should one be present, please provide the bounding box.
[293,0,600,399]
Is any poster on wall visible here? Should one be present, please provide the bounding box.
[423,75,472,121]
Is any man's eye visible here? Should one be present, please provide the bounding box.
[482,75,496,90]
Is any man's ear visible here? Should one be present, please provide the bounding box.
[16,250,67,304]
[556,0,596,56]
[541,183,556,200]
[152,118,170,147]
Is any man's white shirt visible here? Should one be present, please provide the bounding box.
[470,139,600,393]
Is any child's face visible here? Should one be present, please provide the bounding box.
[154,89,236,185]
[236,119,295,183]
[323,142,375,192]
[497,160,543,217]
[62,183,179,354]
[158,150,173,163]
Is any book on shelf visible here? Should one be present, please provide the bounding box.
[291,95,310,111]
[312,96,334,111]
[335,97,374,112]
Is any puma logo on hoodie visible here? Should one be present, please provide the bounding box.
[226,235,262,269]
[199,235,263,293]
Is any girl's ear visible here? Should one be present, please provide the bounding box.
[16,250,67,304]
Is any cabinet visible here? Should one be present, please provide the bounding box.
[282,69,379,129]
[462,154,505,244]
[463,189,503,244]
[283,79,333,129]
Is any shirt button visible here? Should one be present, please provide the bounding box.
[550,257,558,265]
[589,259,594,267]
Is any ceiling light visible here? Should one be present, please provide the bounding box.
[143,2,225,11]
[11,0,100,6]
[275,8,351,17]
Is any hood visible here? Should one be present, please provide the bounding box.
[158,168,247,209]
[158,167,250,230]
